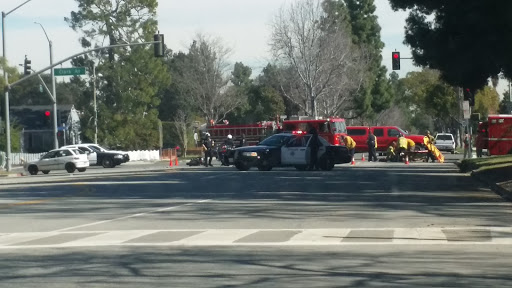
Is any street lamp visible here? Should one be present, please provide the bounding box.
[2,0,34,172]
[34,21,58,150]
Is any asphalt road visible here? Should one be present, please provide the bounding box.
[1,154,511,287]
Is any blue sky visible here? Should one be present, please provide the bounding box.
[1,0,507,94]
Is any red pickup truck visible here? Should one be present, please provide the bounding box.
[347,126,425,152]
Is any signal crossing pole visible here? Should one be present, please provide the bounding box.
[3,36,165,171]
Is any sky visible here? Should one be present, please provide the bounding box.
[1,0,508,95]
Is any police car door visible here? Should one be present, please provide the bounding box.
[310,136,327,159]
[281,136,308,165]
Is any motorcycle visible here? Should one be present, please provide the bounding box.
[218,144,235,166]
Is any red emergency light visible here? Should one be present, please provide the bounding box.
[44,110,51,117]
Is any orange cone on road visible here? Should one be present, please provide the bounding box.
[175,157,179,166]
[361,154,365,161]
[351,159,355,165]
[169,157,173,167]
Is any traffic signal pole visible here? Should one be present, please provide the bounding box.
[3,39,163,171]
[2,0,35,172]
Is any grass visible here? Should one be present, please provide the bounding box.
[457,155,512,173]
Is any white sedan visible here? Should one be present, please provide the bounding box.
[24,148,90,175]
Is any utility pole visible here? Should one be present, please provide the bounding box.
[2,0,35,172]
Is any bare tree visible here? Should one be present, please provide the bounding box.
[270,0,368,118]
[172,110,192,157]
[186,34,244,123]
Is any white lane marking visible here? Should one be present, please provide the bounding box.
[52,199,211,233]
[173,229,258,245]
[0,232,59,246]
[0,227,511,249]
[393,228,447,244]
[288,229,350,244]
[63,230,156,246]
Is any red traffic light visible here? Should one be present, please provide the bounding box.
[44,111,51,117]
[393,53,399,59]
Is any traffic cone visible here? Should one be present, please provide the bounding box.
[351,159,355,165]
[361,154,365,161]
[405,157,409,165]
[175,157,179,166]
[169,157,173,167]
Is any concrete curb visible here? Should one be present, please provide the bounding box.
[471,170,512,201]
[0,173,25,178]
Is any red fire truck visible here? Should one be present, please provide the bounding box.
[205,116,347,147]
[476,115,512,156]
[281,116,347,145]
[205,121,281,146]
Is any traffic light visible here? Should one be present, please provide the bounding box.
[392,52,400,70]
[24,57,31,75]
[153,34,165,57]
[464,88,475,107]
[43,110,51,128]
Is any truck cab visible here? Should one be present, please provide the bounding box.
[347,126,425,152]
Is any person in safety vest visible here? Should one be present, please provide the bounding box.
[367,129,378,162]
[341,135,356,164]
[397,134,408,163]
[425,130,436,162]
[386,141,396,162]
[406,138,415,163]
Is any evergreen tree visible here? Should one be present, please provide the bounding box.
[66,0,170,149]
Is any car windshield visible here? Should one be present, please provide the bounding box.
[436,134,453,140]
[89,144,107,152]
[258,134,292,147]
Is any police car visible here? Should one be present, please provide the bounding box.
[233,133,351,171]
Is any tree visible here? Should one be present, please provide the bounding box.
[474,86,500,118]
[270,0,368,118]
[388,0,512,90]
[397,69,459,133]
[185,35,242,123]
[66,0,170,149]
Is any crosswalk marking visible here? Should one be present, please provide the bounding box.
[1,227,512,249]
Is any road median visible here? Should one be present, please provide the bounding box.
[457,156,512,201]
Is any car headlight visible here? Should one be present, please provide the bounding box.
[242,151,258,157]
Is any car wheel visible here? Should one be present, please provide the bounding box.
[65,163,76,173]
[102,157,114,168]
[451,150,455,154]
[28,165,38,175]
[77,168,86,172]
[320,157,335,171]
[42,170,50,174]
[235,162,250,171]
[295,165,308,171]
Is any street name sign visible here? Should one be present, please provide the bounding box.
[54,67,86,76]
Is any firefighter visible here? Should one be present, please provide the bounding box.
[397,134,408,163]
[386,141,396,162]
[425,130,436,162]
[202,133,213,167]
[341,135,356,164]
[367,129,378,162]
[406,138,415,162]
